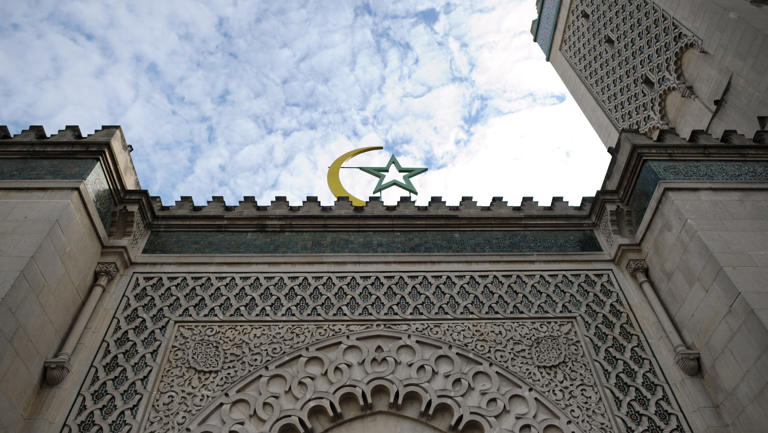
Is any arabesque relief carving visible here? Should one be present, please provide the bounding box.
[145,321,607,433]
[561,0,700,133]
[63,272,690,433]
[171,323,588,433]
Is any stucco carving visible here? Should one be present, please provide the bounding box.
[560,0,701,133]
[144,321,606,433]
[63,272,691,433]
[170,324,588,433]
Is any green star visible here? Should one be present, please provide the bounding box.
[359,154,428,195]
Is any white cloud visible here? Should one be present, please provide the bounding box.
[0,0,609,207]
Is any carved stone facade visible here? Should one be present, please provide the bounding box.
[159,322,597,433]
[63,272,690,433]
[3,5,768,429]
[559,0,700,133]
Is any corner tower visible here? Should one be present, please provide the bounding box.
[533,0,768,147]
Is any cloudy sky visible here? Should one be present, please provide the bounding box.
[0,0,610,206]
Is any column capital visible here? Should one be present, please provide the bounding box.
[44,355,71,386]
[675,349,701,376]
[95,262,119,282]
[626,259,649,275]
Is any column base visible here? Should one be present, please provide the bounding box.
[44,355,71,386]
[674,349,701,376]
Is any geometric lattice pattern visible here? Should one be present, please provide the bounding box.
[62,272,691,433]
[560,0,700,132]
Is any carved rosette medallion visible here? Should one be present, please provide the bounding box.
[187,340,223,372]
[531,335,566,367]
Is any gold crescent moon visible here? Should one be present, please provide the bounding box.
[327,146,383,206]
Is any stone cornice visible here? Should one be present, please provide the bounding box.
[603,128,768,196]
[0,125,140,195]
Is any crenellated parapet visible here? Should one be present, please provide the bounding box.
[147,194,595,216]
[0,125,139,190]
[0,124,127,142]
[4,124,768,256]
[0,124,145,259]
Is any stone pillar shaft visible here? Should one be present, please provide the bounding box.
[44,262,118,386]
[57,273,109,359]
[633,271,687,352]
[626,259,700,376]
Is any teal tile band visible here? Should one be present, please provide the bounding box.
[143,229,602,254]
[534,0,561,60]
[83,162,115,233]
[0,158,98,180]
[629,160,768,228]
[0,158,115,231]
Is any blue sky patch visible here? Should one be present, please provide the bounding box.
[0,0,608,206]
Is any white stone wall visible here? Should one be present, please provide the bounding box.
[0,190,102,432]
[655,0,768,138]
[640,187,768,433]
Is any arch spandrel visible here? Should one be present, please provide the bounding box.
[145,322,612,433]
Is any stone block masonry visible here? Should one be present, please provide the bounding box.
[641,188,768,432]
[0,191,102,432]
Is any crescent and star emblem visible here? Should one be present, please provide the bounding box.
[327,146,428,206]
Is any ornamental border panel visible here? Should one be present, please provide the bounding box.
[165,321,598,433]
[62,271,692,433]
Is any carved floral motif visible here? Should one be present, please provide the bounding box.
[62,272,690,433]
[175,324,587,433]
[187,340,222,372]
[531,336,566,367]
[145,320,607,433]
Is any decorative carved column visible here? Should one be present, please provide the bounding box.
[44,262,119,386]
[626,259,700,376]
